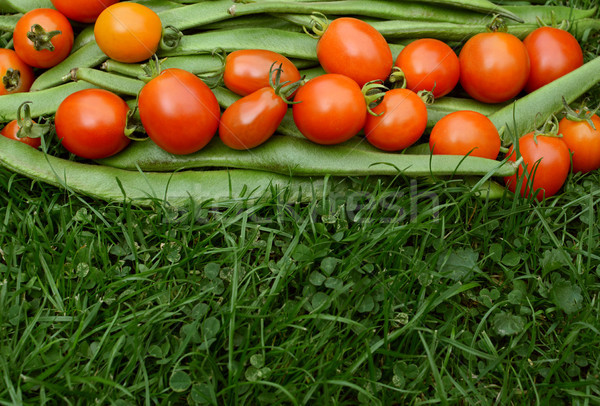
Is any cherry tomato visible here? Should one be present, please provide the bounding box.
[138,68,220,155]
[224,50,301,97]
[559,113,600,173]
[0,49,34,95]
[51,0,120,23]
[13,8,74,69]
[317,17,393,87]
[1,120,41,149]
[429,110,501,159]
[219,87,288,150]
[364,88,427,151]
[292,74,366,145]
[523,26,583,93]
[394,38,460,99]
[55,89,131,159]
[94,3,162,63]
[459,32,530,103]
[504,133,570,200]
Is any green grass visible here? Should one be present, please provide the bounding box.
[2,1,600,405]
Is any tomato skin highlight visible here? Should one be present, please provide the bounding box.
[0,49,34,95]
[364,88,427,151]
[429,110,501,159]
[292,74,367,145]
[459,32,530,104]
[1,120,41,149]
[504,132,571,201]
[94,3,162,63]
[523,26,583,93]
[559,114,600,173]
[394,38,460,99]
[55,89,131,160]
[317,17,393,87]
[224,50,301,97]
[138,68,221,155]
[219,87,287,150]
[13,8,74,69]
[51,0,120,23]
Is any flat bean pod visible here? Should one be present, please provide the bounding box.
[202,13,304,32]
[72,26,95,53]
[0,82,98,122]
[98,135,517,178]
[228,1,499,26]
[132,0,182,13]
[0,14,20,32]
[158,28,319,60]
[426,97,508,129]
[30,41,108,92]
[489,55,600,144]
[71,68,145,96]
[103,55,223,80]
[0,0,51,13]
[389,0,524,22]
[504,5,597,24]
[0,135,332,207]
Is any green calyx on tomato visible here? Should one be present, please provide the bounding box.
[561,96,599,130]
[26,24,62,52]
[3,69,22,93]
[15,102,50,141]
[269,62,305,102]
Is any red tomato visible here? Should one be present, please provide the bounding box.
[219,87,288,150]
[224,50,301,97]
[292,74,366,145]
[317,17,393,87]
[459,32,530,103]
[364,88,427,151]
[394,38,460,99]
[1,120,41,149]
[55,89,131,159]
[94,3,162,63]
[51,0,120,23]
[13,8,74,68]
[0,49,34,95]
[559,113,600,173]
[138,68,220,155]
[523,26,583,93]
[504,133,570,200]
[429,110,501,159]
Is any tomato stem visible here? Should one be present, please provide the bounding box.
[362,80,388,117]
[15,101,50,140]
[387,67,406,90]
[160,25,183,51]
[26,24,61,52]
[304,12,329,39]
[487,15,508,33]
[561,96,599,130]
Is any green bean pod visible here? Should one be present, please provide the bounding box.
[132,0,182,13]
[98,135,517,178]
[504,5,598,24]
[401,0,524,22]
[30,41,108,92]
[0,0,52,13]
[202,13,304,32]
[0,135,333,207]
[72,26,96,53]
[70,68,145,97]
[490,55,600,144]
[0,82,98,122]
[158,28,319,60]
[426,97,508,129]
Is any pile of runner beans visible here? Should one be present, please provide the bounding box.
[0,0,599,206]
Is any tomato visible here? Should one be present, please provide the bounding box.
[51,0,120,23]
[559,113,600,173]
[459,32,530,104]
[224,50,301,97]
[317,17,393,87]
[364,88,427,151]
[429,110,501,159]
[219,87,288,150]
[0,49,34,95]
[54,89,131,159]
[523,26,583,93]
[292,74,366,145]
[1,120,41,149]
[138,68,220,155]
[13,8,74,69]
[394,38,460,99]
[504,133,570,200]
[94,3,162,63]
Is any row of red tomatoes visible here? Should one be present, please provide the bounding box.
[1,1,599,202]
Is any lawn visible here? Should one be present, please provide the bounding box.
[2,0,600,405]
